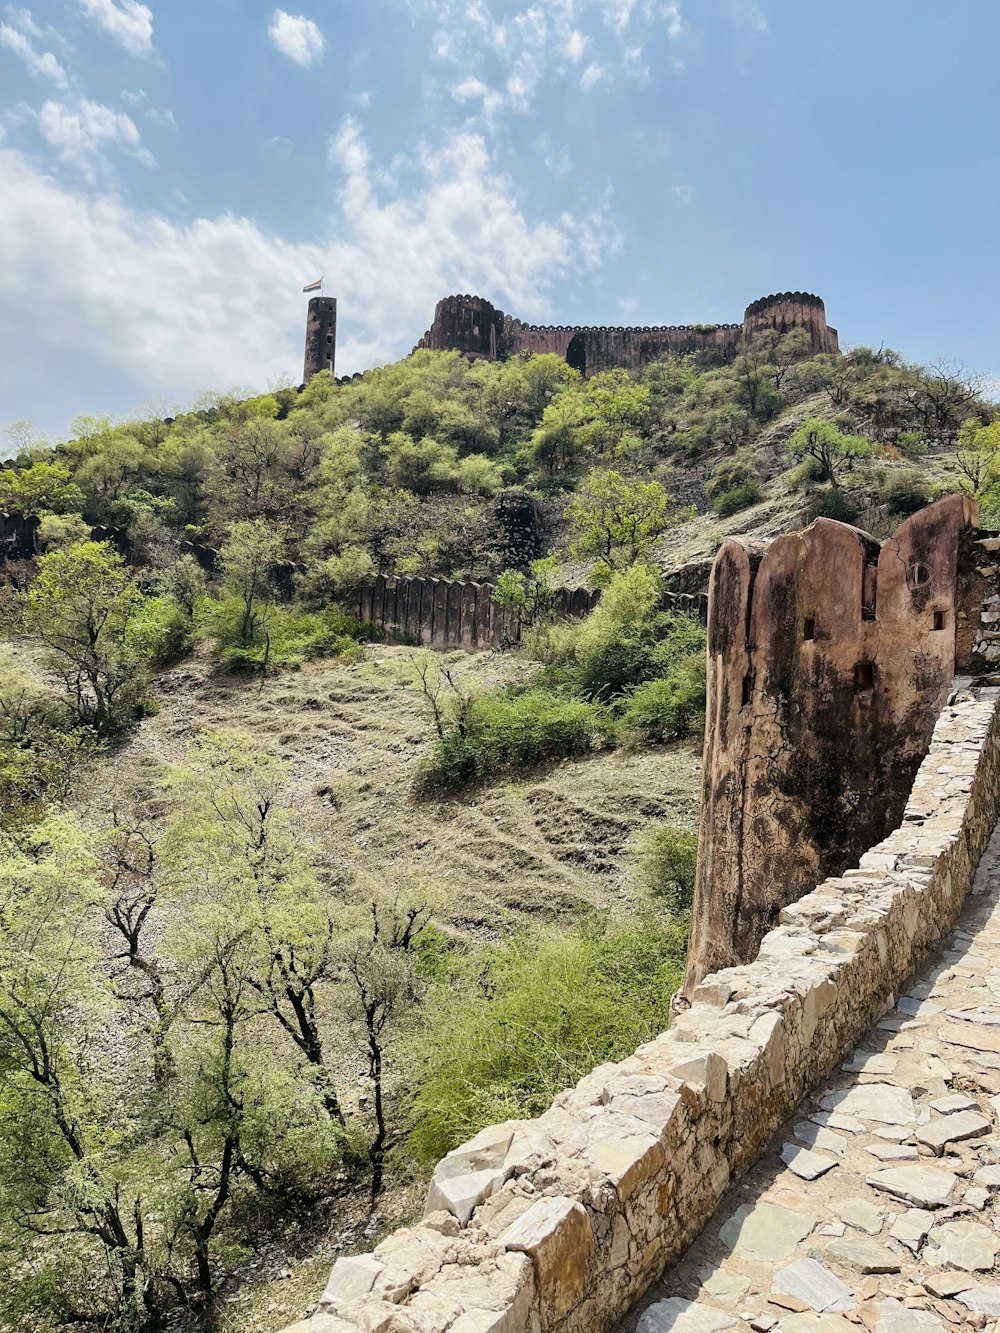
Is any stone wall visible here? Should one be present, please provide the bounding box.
[684,496,979,995]
[347,577,707,650]
[280,679,1000,1333]
[413,291,839,377]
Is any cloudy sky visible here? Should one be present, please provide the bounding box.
[1,0,999,434]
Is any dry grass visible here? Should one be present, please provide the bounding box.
[81,643,702,939]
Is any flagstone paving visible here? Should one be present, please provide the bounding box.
[620,823,1000,1333]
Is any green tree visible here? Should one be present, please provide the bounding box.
[0,460,84,517]
[24,541,150,735]
[565,470,689,577]
[218,518,286,655]
[787,417,874,489]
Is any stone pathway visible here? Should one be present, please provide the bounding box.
[620,823,1000,1333]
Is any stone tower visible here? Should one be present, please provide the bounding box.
[303,296,337,382]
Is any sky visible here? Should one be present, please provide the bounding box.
[1,0,999,436]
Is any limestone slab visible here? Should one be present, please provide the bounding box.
[824,1237,901,1273]
[956,1286,1000,1316]
[821,1084,916,1126]
[867,1165,959,1208]
[914,1110,990,1155]
[719,1201,817,1262]
[636,1298,741,1333]
[771,1258,854,1313]
[874,1298,947,1333]
[794,1122,847,1156]
[780,1144,838,1180]
[939,1020,1000,1054]
[925,1219,1000,1271]
[834,1197,885,1236]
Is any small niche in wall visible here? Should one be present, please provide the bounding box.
[933,610,946,631]
[803,617,815,641]
[742,673,753,707]
[854,662,875,694]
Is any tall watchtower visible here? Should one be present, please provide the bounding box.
[303,296,337,382]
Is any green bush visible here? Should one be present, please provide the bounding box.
[880,468,932,516]
[804,488,859,524]
[406,914,688,1163]
[636,825,698,912]
[712,481,762,516]
[618,653,706,741]
[415,688,605,790]
[204,598,367,671]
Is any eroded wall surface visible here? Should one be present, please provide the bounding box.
[684,495,979,994]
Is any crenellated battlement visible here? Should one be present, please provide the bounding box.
[406,289,838,378]
[303,289,839,383]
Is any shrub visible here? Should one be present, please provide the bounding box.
[618,653,706,741]
[406,914,688,1163]
[804,488,859,524]
[636,825,698,912]
[880,468,932,516]
[204,599,366,671]
[415,687,605,790]
[713,481,762,516]
[705,450,760,501]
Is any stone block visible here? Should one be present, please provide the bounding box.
[499,1196,593,1326]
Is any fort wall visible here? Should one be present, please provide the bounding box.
[280,677,1000,1333]
[684,495,978,994]
[407,290,839,381]
[346,575,706,650]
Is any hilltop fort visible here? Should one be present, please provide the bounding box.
[302,289,839,382]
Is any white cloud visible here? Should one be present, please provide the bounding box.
[120,88,176,130]
[671,182,693,204]
[411,0,682,123]
[749,5,767,32]
[268,10,325,68]
[580,60,604,91]
[618,296,637,314]
[77,0,153,56]
[0,120,617,409]
[452,75,489,101]
[11,97,154,179]
[0,11,68,85]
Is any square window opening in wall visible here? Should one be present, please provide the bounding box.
[803,617,815,641]
[854,662,875,694]
[933,610,946,631]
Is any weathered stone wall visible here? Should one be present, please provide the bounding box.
[348,578,706,650]
[346,576,601,649]
[414,291,838,377]
[280,681,1000,1333]
[684,496,979,994]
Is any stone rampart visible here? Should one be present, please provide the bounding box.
[684,495,980,993]
[411,291,839,379]
[347,577,705,649]
[282,679,1000,1333]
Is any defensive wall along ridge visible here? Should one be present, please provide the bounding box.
[281,495,1000,1333]
[304,290,839,383]
[345,576,708,649]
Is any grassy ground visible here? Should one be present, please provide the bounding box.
[67,641,701,1332]
[82,643,702,937]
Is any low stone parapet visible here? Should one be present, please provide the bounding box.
[282,681,1000,1333]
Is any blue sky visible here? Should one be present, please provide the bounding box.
[1,0,998,436]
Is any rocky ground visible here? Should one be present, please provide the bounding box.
[621,825,1000,1333]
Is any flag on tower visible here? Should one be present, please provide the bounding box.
[302,277,323,293]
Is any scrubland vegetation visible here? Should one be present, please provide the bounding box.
[0,331,995,1329]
